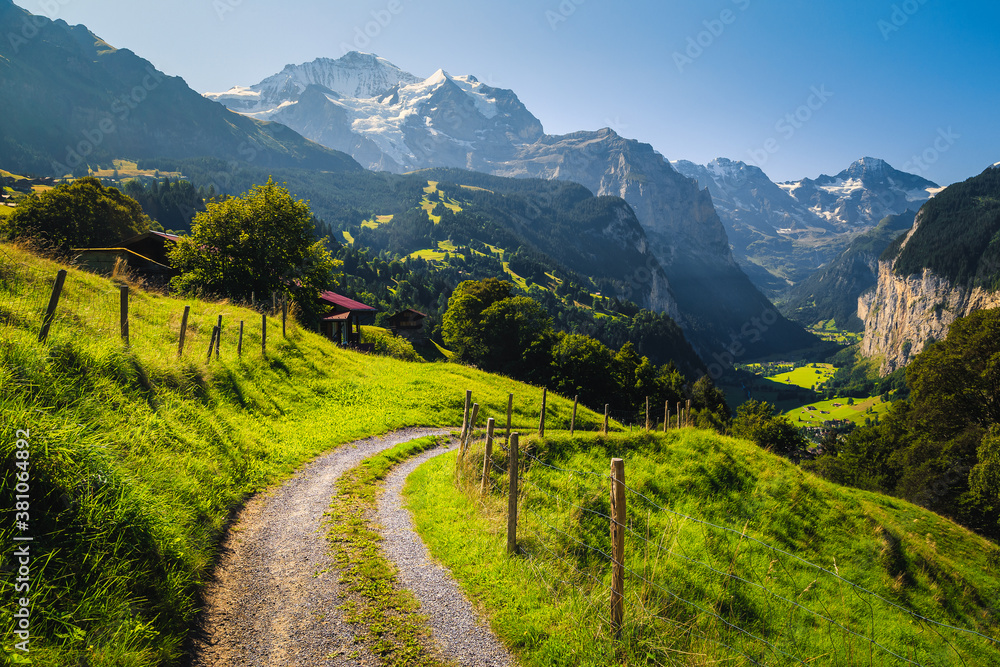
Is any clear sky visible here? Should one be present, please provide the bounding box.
[20,0,1000,186]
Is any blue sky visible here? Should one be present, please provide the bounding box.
[24,0,999,186]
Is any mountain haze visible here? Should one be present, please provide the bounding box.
[674,157,941,295]
[208,53,816,359]
[0,1,360,175]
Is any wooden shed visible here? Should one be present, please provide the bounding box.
[318,291,377,347]
[388,309,427,341]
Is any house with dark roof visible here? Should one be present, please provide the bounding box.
[73,230,181,283]
[388,309,427,341]
[318,291,377,348]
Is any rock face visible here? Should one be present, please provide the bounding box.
[859,259,1000,375]
[674,157,942,295]
[208,53,816,358]
[859,165,1000,375]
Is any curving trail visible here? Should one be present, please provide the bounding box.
[185,428,447,667]
[378,444,515,667]
[185,428,516,667]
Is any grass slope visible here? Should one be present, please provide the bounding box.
[407,431,1000,666]
[0,243,599,665]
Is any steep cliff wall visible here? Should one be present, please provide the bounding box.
[860,262,1000,375]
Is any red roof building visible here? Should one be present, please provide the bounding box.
[318,291,377,348]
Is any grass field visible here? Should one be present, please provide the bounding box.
[767,363,836,390]
[0,242,600,665]
[811,320,863,345]
[408,431,1000,666]
[787,395,891,425]
[0,205,12,217]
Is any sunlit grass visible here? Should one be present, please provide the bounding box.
[0,242,598,665]
[408,431,1000,666]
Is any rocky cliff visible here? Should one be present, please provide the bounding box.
[859,166,1000,374]
[859,258,1000,374]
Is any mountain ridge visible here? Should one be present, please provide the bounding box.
[206,52,816,360]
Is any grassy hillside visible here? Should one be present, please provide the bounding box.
[0,243,598,665]
[408,431,1000,666]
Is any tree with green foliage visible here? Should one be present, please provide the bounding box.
[732,399,806,458]
[442,278,516,363]
[169,179,338,323]
[0,177,150,252]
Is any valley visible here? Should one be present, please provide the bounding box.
[2,1,999,664]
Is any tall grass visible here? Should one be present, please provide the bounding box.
[0,243,599,665]
[407,431,1000,666]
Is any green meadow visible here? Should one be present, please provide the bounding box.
[0,243,597,665]
[408,431,1000,666]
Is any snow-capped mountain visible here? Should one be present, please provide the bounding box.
[673,157,942,294]
[205,52,421,115]
[777,157,943,228]
[205,52,816,357]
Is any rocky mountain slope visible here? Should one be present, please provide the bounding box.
[781,211,915,331]
[0,0,360,176]
[207,53,816,359]
[673,157,941,295]
[859,165,1000,374]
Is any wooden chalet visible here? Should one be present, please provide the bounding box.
[388,309,427,341]
[73,231,181,284]
[318,291,377,347]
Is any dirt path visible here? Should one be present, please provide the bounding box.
[185,428,447,667]
[378,445,515,667]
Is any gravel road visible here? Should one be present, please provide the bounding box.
[378,444,515,667]
[185,428,448,667]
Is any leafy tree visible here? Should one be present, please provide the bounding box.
[442,278,514,363]
[169,179,338,322]
[550,333,616,407]
[732,400,806,458]
[1,177,149,252]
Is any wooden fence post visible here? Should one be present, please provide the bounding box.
[686,399,692,428]
[282,297,288,338]
[538,388,547,438]
[206,326,218,364]
[177,305,191,357]
[481,418,495,495]
[38,269,67,343]
[571,395,578,435]
[610,458,626,637]
[604,404,609,435]
[645,396,650,432]
[677,402,682,429]
[238,320,244,357]
[261,313,267,355]
[507,433,519,556]
[463,403,480,456]
[461,390,472,445]
[664,402,669,434]
[505,393,514,447]
[120,285,129,346]
[215,315,223,359]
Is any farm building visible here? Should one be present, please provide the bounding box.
[318,291,377,348]
[73,231,181,283]
[388,309,426,341]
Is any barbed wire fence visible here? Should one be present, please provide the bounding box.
[0,251,294,364]
[456,389,1000,666]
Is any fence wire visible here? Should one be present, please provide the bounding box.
[464,420,998,666]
